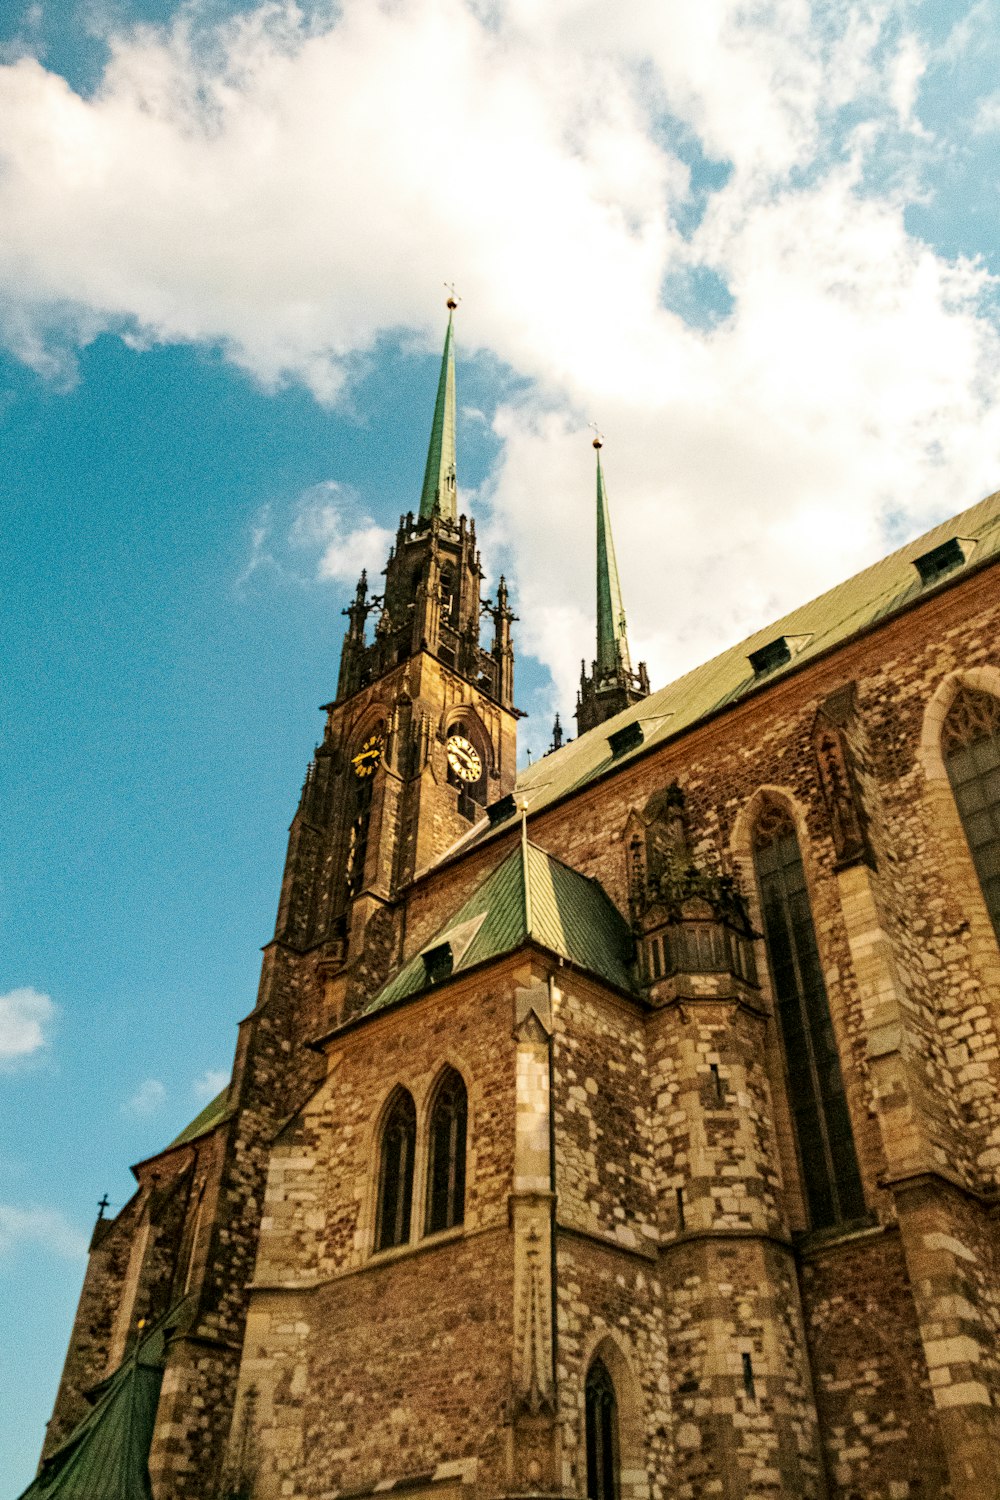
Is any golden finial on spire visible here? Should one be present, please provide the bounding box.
[588,420,604,450]
[444,282,460,312]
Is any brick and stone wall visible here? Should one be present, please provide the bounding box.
[40,557,1000,1500]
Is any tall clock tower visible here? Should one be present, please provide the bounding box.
[274,300,519,1009]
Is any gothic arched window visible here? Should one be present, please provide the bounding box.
[585,1359,619,1500]
[943,686,1000,942]
[375,1089,416,1251]
[440,565,457,627]
[752,801,865,1230]
[345,773,374,898]
[425,1068,467,1234]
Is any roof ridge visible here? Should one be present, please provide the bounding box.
[517,485,1000,784]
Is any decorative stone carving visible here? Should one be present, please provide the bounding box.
[510,980,555,1421]
[221,1383,259,1500]
[628,785,749,926]
[627,786,757,997]
[514,1221,554,1417]
[812,684,873,868]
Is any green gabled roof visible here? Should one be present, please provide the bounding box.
[364,835,636,1015]
[477,488,1000,836]
[166,1085,230,1149]
[19,1323,165,1500]
[419,305,458,522]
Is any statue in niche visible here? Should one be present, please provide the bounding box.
[626,784,752,933]
[812,683,873,868]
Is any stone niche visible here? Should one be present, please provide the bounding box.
[626,784,758,1006]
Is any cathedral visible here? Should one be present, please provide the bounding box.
[25,305,1000,1500]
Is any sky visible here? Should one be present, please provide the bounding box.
[2,0,1000,1488]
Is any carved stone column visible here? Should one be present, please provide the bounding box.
[508,979,559,1493]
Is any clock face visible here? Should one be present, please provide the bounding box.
[446,734,483,783]
[351,734,384,778]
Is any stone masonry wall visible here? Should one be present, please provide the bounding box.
[387,565,1000,1495]
[556,1236,672,1500]
[551,977,656,1252]
[800,1225,951,1500]
[46,561,1000,1498]
[233,960,524,1498]
[43,1195,142,1454]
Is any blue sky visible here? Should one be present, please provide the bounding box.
[2,0,1000,1490]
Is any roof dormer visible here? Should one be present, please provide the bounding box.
[748,634,813,679]
[912,536,976,588]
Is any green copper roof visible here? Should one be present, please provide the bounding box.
[595,448,632,677]
[419,307,458,522]
[364,833,635,1014]
[470,488,1000,839]
[166,1085,230,1149]
[19,1323,165,1500]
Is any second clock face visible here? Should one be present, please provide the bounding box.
[446,734,483,783]
[352,734,384,778]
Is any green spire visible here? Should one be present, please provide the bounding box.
[594,439,632,678]
[419,301,458,522]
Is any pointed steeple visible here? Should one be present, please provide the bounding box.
[595,439,633,679]
[575,437,650,736]
[419,299,458,523]
[329,296,515,713]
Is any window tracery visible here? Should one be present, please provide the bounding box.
[375,1088,416,1251]
[345,774,373,897]
[425,1068,467,1234]
[752,799,865,1229]
[943,686,1000,941]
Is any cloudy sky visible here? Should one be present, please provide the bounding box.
[2,0,999,1487]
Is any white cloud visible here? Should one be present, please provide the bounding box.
[0,1203,88,1259]
[938,1,996,66]
[0,0,910,392]
[193,1068,229,1100]
[125,1077,167,1116]
[888,33,927,131]
[0,987,56,1066]
[1,0,998,716]
[290,482,395,584]
[0,0,43,65]
[972,91,1000,133]
[237,483,394,590]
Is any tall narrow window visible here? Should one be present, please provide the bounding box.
[753,801,865,1230]
[425,1068,467,1234]
[943,686,1000,942]
[440,565,457,626]
[375,1089,416,1251]
[585,1359,619,1500]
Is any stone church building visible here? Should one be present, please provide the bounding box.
[24,306,1000,1500]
